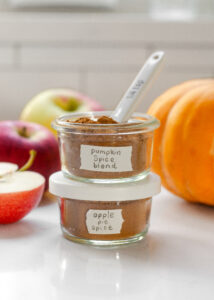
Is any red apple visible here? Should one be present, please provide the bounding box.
[0,163,45,224]
[0,121,60,189]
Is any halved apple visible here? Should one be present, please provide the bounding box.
[0,163,45,224]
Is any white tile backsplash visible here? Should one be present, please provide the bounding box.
[0,71,80,119]
[86,71,136,109]
[0,14,213,43]
[86,69,214,112]
[0,14,213,119]
[20,46,146,68]
[152,47,214,69]
[0,45,15,66]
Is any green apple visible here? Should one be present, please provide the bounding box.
[20,89,103,134]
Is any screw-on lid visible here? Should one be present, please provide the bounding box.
[49,172,161,202]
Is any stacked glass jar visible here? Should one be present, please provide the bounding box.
[49,111,161,246]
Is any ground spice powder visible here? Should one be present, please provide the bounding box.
[60,116,152,181]
[60,197,151,241]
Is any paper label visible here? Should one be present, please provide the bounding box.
[86,209,124,234]
[80,145,133,172]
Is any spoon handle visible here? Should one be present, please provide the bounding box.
[111,51,165,123]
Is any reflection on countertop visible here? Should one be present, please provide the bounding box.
[0,188,214,300]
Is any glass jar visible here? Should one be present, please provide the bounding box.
[49,171,161,246]
[52,111,159,183]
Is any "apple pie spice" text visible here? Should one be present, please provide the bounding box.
[86,209,124,234]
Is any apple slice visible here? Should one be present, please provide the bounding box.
[0,170,45,224]
[0,163,18,178]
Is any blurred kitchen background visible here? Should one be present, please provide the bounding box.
[0,0,214,119]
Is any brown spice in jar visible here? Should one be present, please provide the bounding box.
[60,115,153,180]
[74,116,118,124]
[60,197,151,240]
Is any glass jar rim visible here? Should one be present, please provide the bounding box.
[52,111,160,132]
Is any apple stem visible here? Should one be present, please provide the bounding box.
[19,150,37,172]
[18,126,29,138]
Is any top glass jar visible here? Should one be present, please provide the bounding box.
[53,111,160,184]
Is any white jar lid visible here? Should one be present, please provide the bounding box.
[49,172,161,202]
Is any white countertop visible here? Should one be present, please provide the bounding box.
[1,188,214,300]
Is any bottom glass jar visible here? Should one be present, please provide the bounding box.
[49,172,161,246]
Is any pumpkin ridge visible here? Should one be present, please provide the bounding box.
[154,80,212,193]
[183,86,214,205]
[162,83,213,201]
[182,86,210,199]
[148,78,214,205]
[148,80,207,190]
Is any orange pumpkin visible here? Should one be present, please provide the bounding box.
[148,79,214,206]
